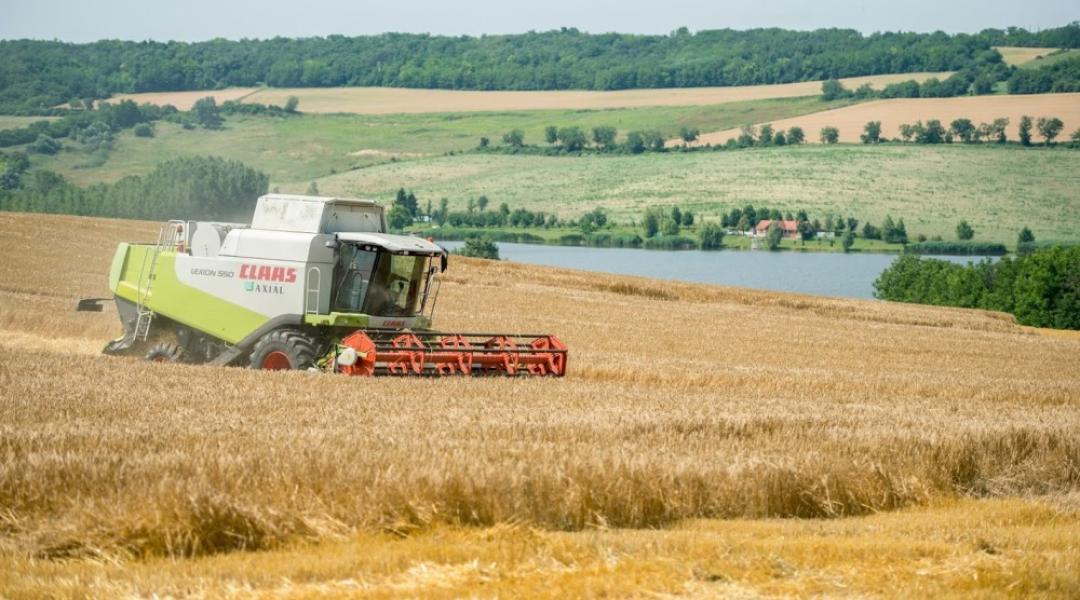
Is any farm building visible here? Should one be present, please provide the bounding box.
[754,219,799,239]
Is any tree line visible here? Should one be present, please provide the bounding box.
[8,25,1080,114]
[874,246,1080,330]
[0,156,268,221]
[860,115,1074,146]
[480,124,689,155]
[485,116,1076,154]
[821,68,1005,101]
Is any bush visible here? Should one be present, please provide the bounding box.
[28,134,61,155]
[133,123,154,138]
[585,232,642,248]
[699,223,726,250]
[456,237,499,259]
[642,235,697,250]
[903,241,1007,255]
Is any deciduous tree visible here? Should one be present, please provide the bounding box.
[1036,117,1064,145]
[949,118,975,143]
[786,126,805,144]
[956,220,975,240]
[766,222,783,250]
[1019,115,1033,146]
[502,129,525,147]
[591,126,617,150]
[192,96,223,129]
[861,121,882,144]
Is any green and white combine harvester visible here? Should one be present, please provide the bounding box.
[80,194,567,376]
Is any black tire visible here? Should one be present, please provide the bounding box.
[145,342,185,364]
[249,329,318,371]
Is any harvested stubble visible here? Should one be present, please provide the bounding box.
[0,212,1078,561]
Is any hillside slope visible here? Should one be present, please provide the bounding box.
[306,145,1080,244]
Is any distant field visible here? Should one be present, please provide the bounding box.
[996,46,1060,66]
[306,145,1080,245]
[108,72,951,114]
[29,96,858,184]
[996,46,1079,69]
[697,92,1080,145]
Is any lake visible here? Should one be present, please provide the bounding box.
[438,241,996,300]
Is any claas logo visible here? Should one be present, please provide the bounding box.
[239,264,297,283]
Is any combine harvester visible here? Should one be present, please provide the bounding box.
[80,194,567,376]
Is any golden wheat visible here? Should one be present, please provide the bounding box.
[4,499,1079,598]
[1,212,1078,584]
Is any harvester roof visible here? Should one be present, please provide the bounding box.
[337,232,445,255]
[252,194,385,235]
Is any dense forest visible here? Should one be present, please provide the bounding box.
[1,24,1077,114]
[874,249,1080,330]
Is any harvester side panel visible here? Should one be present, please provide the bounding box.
[111,245,276,344]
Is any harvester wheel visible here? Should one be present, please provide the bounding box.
[249,329,317,371]
[145,342,185,364]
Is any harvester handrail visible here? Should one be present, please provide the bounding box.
[305,266,321,314]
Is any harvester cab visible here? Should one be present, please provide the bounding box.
[87,194,566,377]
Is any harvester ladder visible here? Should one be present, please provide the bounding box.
[133,220,185,341]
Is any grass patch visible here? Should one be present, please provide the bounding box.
[25,96,859,186]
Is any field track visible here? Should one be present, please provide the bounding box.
[98,87,259,110]
[696,92,1080,144]
[2,211,1079,596]
[107,72,951,113]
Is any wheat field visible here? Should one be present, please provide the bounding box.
[106,73,951,114]
[2,212,1079,597]
[696,92,1080,144]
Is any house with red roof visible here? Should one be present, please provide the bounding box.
[754,219,799,239]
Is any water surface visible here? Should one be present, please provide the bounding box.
[438,241,994,300]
